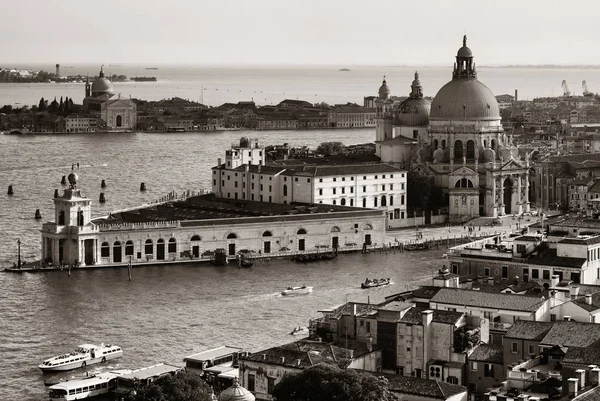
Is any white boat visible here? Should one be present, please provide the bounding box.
[48,369,131,401]
[281,286,313,296]
[39,344,123,372]
[290,326,309,335]
[361,278,391,289]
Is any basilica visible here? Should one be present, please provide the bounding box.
[375,36,530,222]
[82,66,137,131]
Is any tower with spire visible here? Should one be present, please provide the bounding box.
[374,76,394,150]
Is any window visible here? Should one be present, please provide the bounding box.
[350,187,354,193]
[484,267,490,276]
[333,188,337,195]
[528,344,535,355]
[511,342,518,353]
[319,178,323,182]
[247,374,255,392]
[362,198,366,207]
[260,184,263,191]
[363,186,367,192]
[375,175,378,179]
[333,177,337,182]
[101,242,110,257]
[413,129,418,139]
[269,185,272,192]
[502,266,508,279]
[168,238,176,253]
[543,270,550,280]
[532,269,539,279]
[366,321,371,333]
[484,363,494,378]
[234,181,238,188]
[125,240,134,256]
[363,176,367,180]
[470,362,477,371]
[267,377,275,395]
[523,267,529,277]
[550,314,556,322]
[319,188,323,195]
[382,184,386,191]
[145,239,153,255]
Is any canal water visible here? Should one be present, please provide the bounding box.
[0,129,444,400]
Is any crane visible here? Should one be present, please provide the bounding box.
[561,80,570,96]
[583,80,593,97]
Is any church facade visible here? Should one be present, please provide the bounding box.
[375,37,530,222]
[83,66,137,131]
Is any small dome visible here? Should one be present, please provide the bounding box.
[457,35,473,58]
[433,147,445,163]
[483,148,496,163]
[240,137,249,147]
[218,378,255,401]
[396,97,430,126]
[378,77,390,100]
[91,66,114,97]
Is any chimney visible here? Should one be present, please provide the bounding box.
[576,369,586,390]
[280,356,285,364]
[570,286,580,298]
[590,367,600,386]
[515,89,518,103]
[217,157,222,168]
[551,275,559,288]
[487,277,495,286]
[586,294,593,305]
[512,276,520,286]
[466,279,473,290]
[568,377,579,397]
[245,164,249,173]
[422,310,434,326]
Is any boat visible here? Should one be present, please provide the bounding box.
[290,326,309,336]
[240,260,253,268]
[404,242,428,251]
[361,278,391,289]
[48,369,131,401]
[281,285,313,296]
[293,252,337,263]
[39,343,123,372]
[211,248,228,266]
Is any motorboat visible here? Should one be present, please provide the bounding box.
[290,326,309,336]
[240,260,253,268]
[281,285,313,296]
[48,369,131,401]
[39,343,123,372]
[361,278,391,289]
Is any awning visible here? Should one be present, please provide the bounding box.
[204,363,234,374]
[218,368,239,379]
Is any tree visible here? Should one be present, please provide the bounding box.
[272,365,399,401]
[38,97,47,111]
[406,168,433,213]
[124,371,213,401]
[315,141,344,156]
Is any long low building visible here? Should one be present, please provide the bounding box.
[39,174,385,268]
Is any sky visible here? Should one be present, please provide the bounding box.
[1,0,599,66]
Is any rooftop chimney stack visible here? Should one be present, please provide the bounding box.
[422,310,434,326]
[576,369,586,389]
[590,367,600,386]
[586,294,593,305]
[551,275,559,288]
[568,377,579,397]
[515,89,518,102]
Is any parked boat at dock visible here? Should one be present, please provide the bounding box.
[361,277,391,289]
[281,285,313,296]
[290,326,309,335]
[39,344,123,372]
[48,369,131,401]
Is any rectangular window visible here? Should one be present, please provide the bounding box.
[543,270,550,280]
[268,377,275,395]
[350,187,354,193]
[269,185,272,192]
[484,364,494,378]
[484,267,490,276]
[295,177,298,182]
[333,177,337,182]
[307,178,311,183]
[363,186,367,192]
[319,178,323,182]
[213,179,216,185]
[342,188,345,194]
[375,175,378,179]
[248,374,255,392]
[351,177,354,180]
[550,314,556,322]
[470,362,477,371]
[511,342,518,353]
[363,176,367,180]
[319,188,323,195]
[390,184,393,190]
[523,267,529,277]
[221,180,225,186]
[366,321,371,333]
[234,181,238,188]
[333,188,337,194]
[528,344,535,355]
[382,184,386,191]
[532,269,539,279]
[502,266,508,279]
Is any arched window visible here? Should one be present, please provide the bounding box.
[168,238,177,253]
[433,139,439,149]
[340,198,346,206]
[350,199,354,206]
[331,226,341,233]
[227,233,237,239]
[191,235,201,241]
[125,240,134,256]
[362,198,366,207]
[297,228,307,235]
[374,197,378,207]
[390,195,394,205]
[144,239,153,255]
[483,139,488,149]
[466,140,475,159]
[113,241,122,263]
[455,178,474,188]
[333,200,337,205]
[454,140,463,160]
[364,224,373,230]
[491,139,496,151]
[441,139,446,149]
[156,238,165,260]
[283,184,288,197]
[101,242,110,257]
[381,196,387,207]
[116,115,123,127]
[262,231,272,237]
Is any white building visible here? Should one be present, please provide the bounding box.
[212,138,408,227]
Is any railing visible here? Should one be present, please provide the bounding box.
[490,321,513,331]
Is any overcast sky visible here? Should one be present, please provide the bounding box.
[1,0,598,66]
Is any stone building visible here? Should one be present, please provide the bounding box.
[83,66,137,131]
[375,36,531,222]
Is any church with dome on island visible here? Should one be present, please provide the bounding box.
[82,66,137,131]
[375,36,530,222]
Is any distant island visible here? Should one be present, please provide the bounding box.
[131,77,157,82]
[339,68,351,72]
[145,67,159,70]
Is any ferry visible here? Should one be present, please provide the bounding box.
[48,369,131,401]
[39,344,123,372]
[361,278,391,289]
[281,285,313,296]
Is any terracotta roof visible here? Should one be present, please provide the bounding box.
[541,321,600,348]
[468,344,504,364]
[383,373,467,399]
[573,384,600,401]
[563,346,600,366]
[399,307,464,325]
[572,293,600,312]
[559,236,600,246]
[503,320,553,340]
[430,288,546,312]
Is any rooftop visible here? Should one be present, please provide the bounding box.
[183,346,243,362]
[468,344,504,364]
[399,307,465,326]
[118,363,183,380]
[541,321,600,348]
[92,194,378,225]
[430,288,546,312]
[504,321,553,340]
[380,372,467,399]
[562,346,600,366]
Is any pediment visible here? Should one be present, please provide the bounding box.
[449,166,478,177]
[500,158,524,170]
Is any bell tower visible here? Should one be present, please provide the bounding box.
[375,76,394,153]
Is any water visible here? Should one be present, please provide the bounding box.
[0,129,446,400]
[2,64,600,108]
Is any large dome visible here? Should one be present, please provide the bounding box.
[430,78,500,121]
[218,378,255,401]
[91,67,114,97]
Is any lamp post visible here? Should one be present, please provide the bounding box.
[17,238,21,268]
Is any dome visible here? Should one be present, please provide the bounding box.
[457,46,473,58]
[68,172,78,186]
[430,79,500,121]
[378,77,390,100]
[218,378,255,401]
[433,147,445,163]
[91,66,114,97]
[396,98,430,126]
